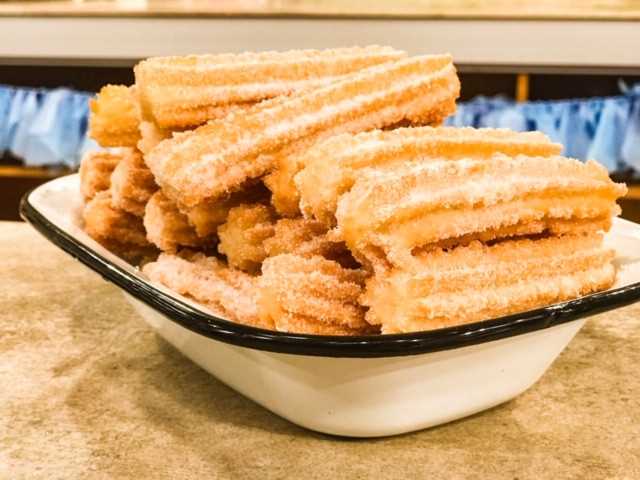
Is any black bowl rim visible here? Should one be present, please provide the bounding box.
[20,183,640,358]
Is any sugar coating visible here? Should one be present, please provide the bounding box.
[296,126,563,226]
[144,191,214,252]
[110,149,158,217]
[79,150,122,200]
[145,54,460,212]
[82,190,156,263]
[135,46,406,129]
[362,233,616,333]
[143,252,265,328]
[217,203,276,273]
[89,85,141,147]
[259,254,375,335]
[335,154,627,268]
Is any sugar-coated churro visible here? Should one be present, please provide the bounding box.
[110,149,157,217]
[336,154,626,268]
[144,191,215,252]
[217,203,276,273]
[82,191,156,262]
[134,46,406,129]
[362,233,616,333]
[137,121,174,155]
[185,183,272,238]
[263,217,328,258]
[79,150,121,200]
[296,126,562,226]
[89,85,140,147]
[146,54,459,218]
[259,254,375,335]
[143,251,267,328]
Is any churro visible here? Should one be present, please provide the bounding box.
[82,191,156,262]
[217,203,276,273]
[135,46,405,129]
[296,126,563,226]
[362,233,616,333]
[145,54,459,218]
[89,85,140,147]
[336,154,627,268]
[217,206,349,272]
[137,121,173,155]
[144,191,214,252]
[186,183,271,238]
[143,251,266,328]
[110,149,157,217]
[263,217,328,258]
[259,254,375,335]
[79,150,121,200]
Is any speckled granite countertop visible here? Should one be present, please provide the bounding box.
[2,221,639,479]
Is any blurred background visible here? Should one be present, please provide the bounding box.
[1,0,639,220]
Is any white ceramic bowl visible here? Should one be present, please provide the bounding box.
[21,175,640,437]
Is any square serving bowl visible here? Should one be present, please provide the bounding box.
[21,174,640,437]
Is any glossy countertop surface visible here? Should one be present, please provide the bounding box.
[2,220,639,478]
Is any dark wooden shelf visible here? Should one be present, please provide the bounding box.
[0,165,73,221]
[627,185,640,200]
[0,165,72,179]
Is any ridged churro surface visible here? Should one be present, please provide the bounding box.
[82,191,156,262]
[217,203,276,273]
[137,121,174,155]
[217,205,338,272]
[297,126,562,226]
[135,46,405,129]
[143,252,266,328]
[110,149,157,217]
[185,183,272,238]
[79,150,121,200]
[144,191,214,252]
[336,154,627,267]
[362,234,616,333]
[146,54,459,215]
[263,217,328,258]
[89,85,140,147]
[259,254,375,335]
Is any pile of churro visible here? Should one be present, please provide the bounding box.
[80,45,627,335]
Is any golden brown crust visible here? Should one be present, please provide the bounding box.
[362,233,617,333]
[258,254,375,335]
[89,85,141,147]
[263,217,328,258]
[143,252,268,328]
[185,183,271,238]
[144,191,215,252]
[110,149,158,217]
[217,203,276,272]
[145,54,460,215]
[82,191,156,263]
[79,150,122,200]
[134,46,405,129]
[137,121,174,156]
